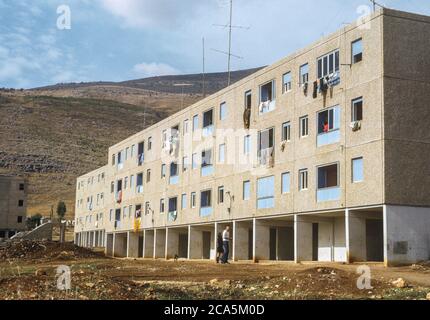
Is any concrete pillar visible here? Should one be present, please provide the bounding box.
[166,228,180,259]
[143,230,154,258]
[154,229,166,259]
[92,231,96,247]
[233,221,250,261]
[127,231,140,258]
[253,219,270,262]
[346,210,367,262]
[189,227,203,259]
[294,215,313,263]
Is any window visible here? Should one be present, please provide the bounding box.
[219,144,226,163]
[125,147,129,161]
[131,144,135,158]
[145,202,150,215]
[124,176,128,190]
[130,175,135,191]
[18,200,24,207]
[352,39,363,64]
[201,149,213,176]
[218,186,224,204]
[317,163,340,202]
[317,106,341,146]
[300,116,309,138]
[168,197,177,215]
[191,192,196,208]
[259,80,276,114]
[200,190,212,216]
[146,169,151,182]
[137,142,144,165]
[193,115,199,132]
[257,176,275,209]
[183,156,189,172]
[299,169,308,191]
[192,153,198,170]
[123,206,128,219]
[282,122,291,142]
[160,199,165,213]
[111,181,114,193]
[258,128,274,166]
[17,216,23,223]
[148,137,152,150]
[161,164,166,178]
[170,162,179,184]
[318,106,340,134]
[136,173,143,193]
[110,209,113,221]
[19,183,24,191]
[183,119,189,135]
[181,194,187,209]
[244,135,251,155]
[352,97,363,122]
[117,150,124,170]
[352,157,364,183]
[317,50,340,79]
[283,72,292,93]
[203,109,214,136]
[299,63,309,85]
[245,90,252,109]
[111,154,115,166]
[220,102,227,120]
[282,172,290,194]
[243,181,250,200]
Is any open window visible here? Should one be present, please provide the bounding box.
[137,142,145,166]
[170,162,179,185]
[299,63,309,85]
[258,128,274,167]
[317,163,340,202]
[168,197,178,221]
[117,150,124,170]
[259,81,276,114]
[351,97,363,132]
[136,173,143,193]
[202,109,214,136]
[317,106,340,146]
[243,90,252,129]
[200,190,212,216]
[317,50,340,79]
[116,180,123,203]
[201,149,213,176]
[283,72,292,93]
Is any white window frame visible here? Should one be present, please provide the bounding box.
[300,116,309,138]
[299,169,308,191]
[352,97,363,122]
[282,72,292,93]
[317,49,340,79]
[282,122,291,142]
[299,63,309,85]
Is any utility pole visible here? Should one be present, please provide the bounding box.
[227,0,233,86]
[202,37,206,98]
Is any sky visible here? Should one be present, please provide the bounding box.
[0,0,429,88]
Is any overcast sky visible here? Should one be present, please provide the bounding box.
[0,0,429,88]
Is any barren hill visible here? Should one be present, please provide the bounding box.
[0,68,262,219]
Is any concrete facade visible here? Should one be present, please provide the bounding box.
[0,175,27,240]
[75,9,430,266]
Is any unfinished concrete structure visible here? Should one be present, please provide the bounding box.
[0,175,27,240]
[75,9,430,266]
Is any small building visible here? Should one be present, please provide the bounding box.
[0,175,27,239]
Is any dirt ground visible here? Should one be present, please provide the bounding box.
[0,241,429,300]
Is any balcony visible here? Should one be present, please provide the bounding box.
[201,165,214,177]
[200,206,213,217]
[168,211,178,222]
[258,147,274,167]
[169,175,179,185]
[258,100,276,115]
[317,129,340,147]
[317,186,341,202]
[202,125,214,137]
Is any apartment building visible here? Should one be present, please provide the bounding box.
[0,175,27,239]
[75,8,430,266]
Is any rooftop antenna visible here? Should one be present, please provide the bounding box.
[213,0,250,86]
[370,0,385,12]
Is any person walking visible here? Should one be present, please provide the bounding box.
[216,232,223,263]
[221,226,232,264]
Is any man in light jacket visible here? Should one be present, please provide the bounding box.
[221,225,232,264]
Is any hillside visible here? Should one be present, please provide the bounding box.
[0,68,262,219]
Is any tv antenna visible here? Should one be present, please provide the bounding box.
[213,0,250,86]
[370,0,385,12]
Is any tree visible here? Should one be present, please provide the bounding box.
[56,201,67,220]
